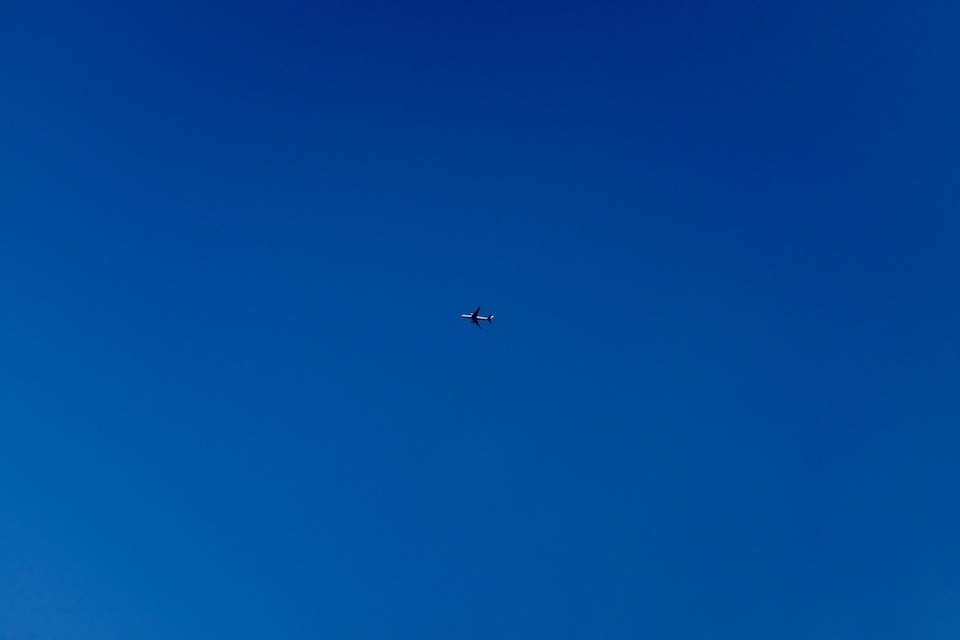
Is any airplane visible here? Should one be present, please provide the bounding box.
[461,306,494,328]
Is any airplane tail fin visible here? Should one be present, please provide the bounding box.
[487,315,494,323]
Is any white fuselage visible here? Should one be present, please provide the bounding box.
[462,307,494,327]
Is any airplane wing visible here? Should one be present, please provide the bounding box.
[473,318,481,328]
[472,306,481,319]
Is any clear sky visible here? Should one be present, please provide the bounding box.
[2,1,959,638]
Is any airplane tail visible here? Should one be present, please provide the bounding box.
[487,315,494,323]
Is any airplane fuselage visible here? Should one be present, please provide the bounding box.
[462,307,494,327]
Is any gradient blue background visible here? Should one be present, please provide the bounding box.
[2,1,959,637]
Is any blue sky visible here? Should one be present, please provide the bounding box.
[2,1,959,637]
